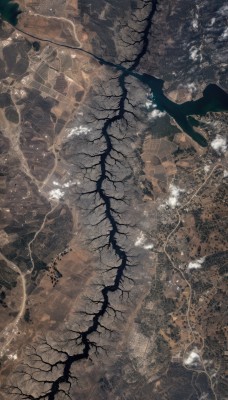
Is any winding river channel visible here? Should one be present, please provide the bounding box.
[1,2,228,398]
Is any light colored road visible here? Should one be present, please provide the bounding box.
[20,12,82,48]
[27,202,59,274]
[163,164,222,400]
[0,199,58,358]
[0,253,27,358]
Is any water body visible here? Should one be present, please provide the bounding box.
[96,60,228,147]
[135,73,228,147]
[2,4,227,146]
[0,0,21,26]
[180,84,228,115]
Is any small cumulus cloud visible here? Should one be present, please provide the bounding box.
[63,180,81,187]
[220,27,228,39]
[184,350,200,366]
[145,99,153,109]
[192,15,199,30]
[199,394,209,400]
[145,95,157,110]
[189,46,202,62]
[187,83,197,93]
[209,17,216,26]
[52,179,81,189]
[143,243,154,250]
[67,125,91,138]
[49,188,64,200]
[145,95,166,119]
[149,109,166,119]
[166,184,184,209]
[134,231,154,250]
[218,5,228,16]
[48,179,82,200]
[134,231,145,247]
[211,135,227,154]
[8,352,17,361]
[187,257,205,270]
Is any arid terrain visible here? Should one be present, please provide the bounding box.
[0,1,227,399]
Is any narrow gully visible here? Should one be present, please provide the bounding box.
[7,0,228,398]
[20,2,158,399]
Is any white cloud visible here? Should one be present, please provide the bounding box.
[221,27,228,39]
[49,188,64,200]
[184,350,200,366]
[204,165,210,173]
[8,353,17,360]
[67,125,91,138]
[145,96,165,118]
[135,232,145,247]
[187,83,197,93]
[187,257,205,270]
[209,17,215,26]
[134,231,154,250]
[63,180,81,187]
[143,243,154,250]
[52,179,81,188]
[192,17,198,30]
[189,47,198,61]
[145,94,158,110]
[145,99,153,109]
[211,135,227,154]
[218,5,228,16]
[199,393,209,400]
[189,46,202,62]
[149,109,166,119]
[166,184,184,209]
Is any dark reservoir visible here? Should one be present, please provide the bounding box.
[0,0,21,26]
[0,4,227,147]
[137,74,228,148]
[95,56,228,147]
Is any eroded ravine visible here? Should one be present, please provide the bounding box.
[4,1,228,399]
[10,1,159,399]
